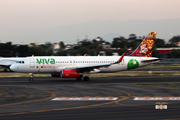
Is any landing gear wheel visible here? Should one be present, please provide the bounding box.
[83,76,90,81]
[29,73,34,82]
[29,78,33,82]
[76,75,83,81]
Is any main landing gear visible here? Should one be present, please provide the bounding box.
[29,73,34,82]
[76,75,90,81]
[83,76,89,81]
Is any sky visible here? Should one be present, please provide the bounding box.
[0,0,180,44]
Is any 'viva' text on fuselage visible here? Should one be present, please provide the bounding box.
[36,58,55,64]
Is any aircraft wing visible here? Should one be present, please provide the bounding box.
[75,63,112,72]
[65,53,126,73]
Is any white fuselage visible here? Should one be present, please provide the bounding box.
[10,56,158,73]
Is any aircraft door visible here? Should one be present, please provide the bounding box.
[30,58,35,68]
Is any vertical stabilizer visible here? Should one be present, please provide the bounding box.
[130,32,157,57]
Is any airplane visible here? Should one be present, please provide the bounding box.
[9,32,160,82]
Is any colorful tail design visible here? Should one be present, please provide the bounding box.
[130,32,157,57]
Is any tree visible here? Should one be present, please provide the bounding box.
[15,45,28,57]
[59,41,65,50]
[78,47,88,55]
[87,44,98,49]
[73,46,81,50]
[129,39,142,50]
[152,47,158,57]
[88,50,96,56]
[129,34,137,40]
[81,41,92,47]
[0,50,13,57]
[118,49,128,56]
[56,50,66,56]
[112,36,126,48]
[171,49,180,58]
[105,50,113,56]
[165,43,177,47]
[169,35,180,43]
[155,39,165,48]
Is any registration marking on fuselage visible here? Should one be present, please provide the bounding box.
[52,97,118,101]
[134,97,180,100]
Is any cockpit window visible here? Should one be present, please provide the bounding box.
[16,61,25,64]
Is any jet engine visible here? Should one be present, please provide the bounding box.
[51,69,80,78]
[60,69,80,78]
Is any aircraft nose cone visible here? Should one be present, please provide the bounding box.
[10,65,16,72]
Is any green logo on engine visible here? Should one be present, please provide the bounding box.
[127,59,139,70]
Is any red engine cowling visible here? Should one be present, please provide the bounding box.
[51,73,61,77]
[61,69,80,78]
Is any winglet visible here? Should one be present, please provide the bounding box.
[114,52,126,64]
[84,53,87,56]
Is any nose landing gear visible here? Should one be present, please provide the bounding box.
[29,73,33,82]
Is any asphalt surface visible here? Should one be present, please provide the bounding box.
[0,76,180,120]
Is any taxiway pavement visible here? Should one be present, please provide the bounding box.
[0,76,180,120]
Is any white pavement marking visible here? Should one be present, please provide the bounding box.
[52,97,118,101]
[134,97,180,100]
